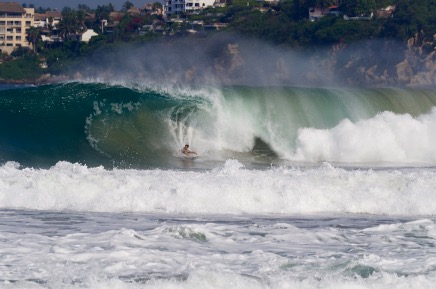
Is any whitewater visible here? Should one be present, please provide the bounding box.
[0,82,436,289]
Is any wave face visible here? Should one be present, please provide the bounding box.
[1,82,436,168]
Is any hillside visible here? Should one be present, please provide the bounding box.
[1,0,435,87]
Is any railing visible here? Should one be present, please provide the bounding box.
[0,14,23,19]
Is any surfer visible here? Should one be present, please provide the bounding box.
[182,144,197,156]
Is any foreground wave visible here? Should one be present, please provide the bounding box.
[1,160,435,216]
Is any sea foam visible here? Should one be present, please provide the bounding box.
[292,108,436,164]
[1,160,435,216]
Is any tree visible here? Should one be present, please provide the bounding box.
[122,1,134,11]
[152,2,163,11]
[27,26,40,53]
[58,13,80,40]
[340,0,375,17]
[95,5,112,22]
[76,10,87,32]
[77,4,91,12]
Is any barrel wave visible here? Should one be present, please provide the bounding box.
[1,82,436,168]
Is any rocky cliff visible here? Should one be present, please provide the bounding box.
[201,34,436,88]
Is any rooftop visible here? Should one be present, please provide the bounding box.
[0,2,26,13]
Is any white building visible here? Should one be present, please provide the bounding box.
[81,29,98,42]
[164,0,216,16]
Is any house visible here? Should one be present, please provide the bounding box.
[0,2,34,54]
[127,6,141,16]
[309,5,340,21]
[377,5,395,19]
[32,10,62,29]
[164,0,217,16]
[34,13,46,27]
[109,11,125,22]
[81,29,98,42]
[45,10,62,29]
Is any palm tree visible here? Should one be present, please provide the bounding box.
[76,10,87,33]
[57,14,79,40]
[27,26,40,53]
[95,5,112,21]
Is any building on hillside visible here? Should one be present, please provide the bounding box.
[80,29,98,42]
[309,5,340,21]
[377,5,395,19]
[32,10,62,29]
[109,11,125,22]
[34,13,45,27]
[0,2,34,54]
[127,6,141,16]
[164,0,217,16]
[44,11,62,29]
[141,3,163,15]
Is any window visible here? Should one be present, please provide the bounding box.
[7,36,13,40]
[7,28,13,33]
[16,36,21,41]
[25,21,31,26]
[0,21,5,25]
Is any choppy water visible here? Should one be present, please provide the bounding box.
[0,82,436,288]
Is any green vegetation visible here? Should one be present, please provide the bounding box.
[0,48,42,81]
[1,0,435,82]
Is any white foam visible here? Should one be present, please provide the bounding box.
[1,160,435,216]
[292,108,436,164]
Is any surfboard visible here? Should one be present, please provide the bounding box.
[179,150,199,159]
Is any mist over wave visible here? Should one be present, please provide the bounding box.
[74,35,417,88]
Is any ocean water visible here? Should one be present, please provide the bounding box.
[0,82,436,288]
